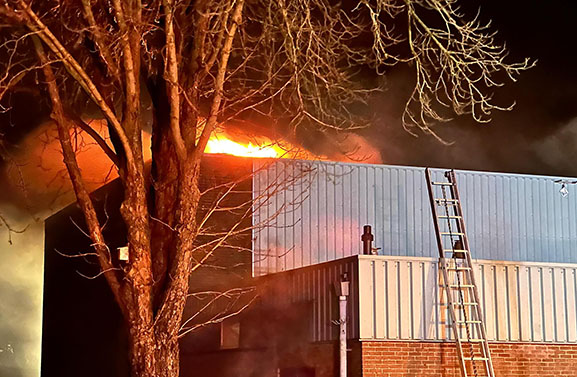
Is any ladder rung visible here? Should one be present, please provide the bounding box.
[440,302,478,307]
[426,170,495,374]
[456,320,482,324]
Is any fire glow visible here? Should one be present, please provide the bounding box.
[205,135,287,158]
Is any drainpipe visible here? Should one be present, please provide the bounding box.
[335,273,350,377]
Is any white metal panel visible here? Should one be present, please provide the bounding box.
[543,267,555,341]
[386,260,399,339]
[554,267,567,342]
[518,266,532,341]
[566,268,577,342]
[495,265,509,341]
[373,260,386,339]
[423,261,438,340]
[530,266,544,342]
[412,261,425,339]
[356,255,577,344]
[507,265,520,341]
[358,258,374,339]
[252,160,577,276]
[399,260,412,339]
[483,264,497,341]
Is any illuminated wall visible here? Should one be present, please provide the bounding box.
[0,120,114,377]
[0,206,44,377]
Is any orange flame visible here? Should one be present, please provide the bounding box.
[205,134,288,158]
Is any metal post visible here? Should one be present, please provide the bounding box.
[334,273,349,377]
[339,295,347,377]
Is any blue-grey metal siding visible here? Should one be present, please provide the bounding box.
[253,160,577,275]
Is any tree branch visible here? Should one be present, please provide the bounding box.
[69,114,119,167]
[80,0,120,80]
[193,0,245,159]
[163,0,186,162]
[15,0,135,167]
[32,35,127,315]
[111,0,140,138]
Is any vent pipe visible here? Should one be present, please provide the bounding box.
[361,225,373,255]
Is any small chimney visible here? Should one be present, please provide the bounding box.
[361,225,374,255]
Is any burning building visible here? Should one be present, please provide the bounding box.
[183,159,577,377]
[36,153,577,377]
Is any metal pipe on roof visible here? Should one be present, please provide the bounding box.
[361,225,374,255]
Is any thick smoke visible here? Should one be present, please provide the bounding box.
[534,118,577,176]
[358,51,577,178]
[0,120,128,215]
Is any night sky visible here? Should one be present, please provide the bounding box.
[1,0,577,178]
[365,0,577,177]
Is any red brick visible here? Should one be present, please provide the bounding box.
[360,341,577,377]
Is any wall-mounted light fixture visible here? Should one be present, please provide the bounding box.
[118,246,129,261]
[335,272,350,297]
[554,179,577,198]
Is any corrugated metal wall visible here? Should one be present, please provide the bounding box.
[357,255,577,343]
[253,160,577,275]
[258,256,359,342]
[258,255,577,343]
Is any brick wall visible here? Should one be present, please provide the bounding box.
[181,341,362,377]
[362,341,577,377]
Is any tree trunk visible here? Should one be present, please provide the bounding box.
[154,332,180,377]
[128,322,180,377]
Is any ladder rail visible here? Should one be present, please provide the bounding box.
[426,168,495,377]
[447,170,496,377]
[425,168,469,376]
[425,168,447,260]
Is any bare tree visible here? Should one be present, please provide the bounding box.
[0,0,533,376]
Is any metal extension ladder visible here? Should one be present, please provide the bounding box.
[425,168,495,377]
